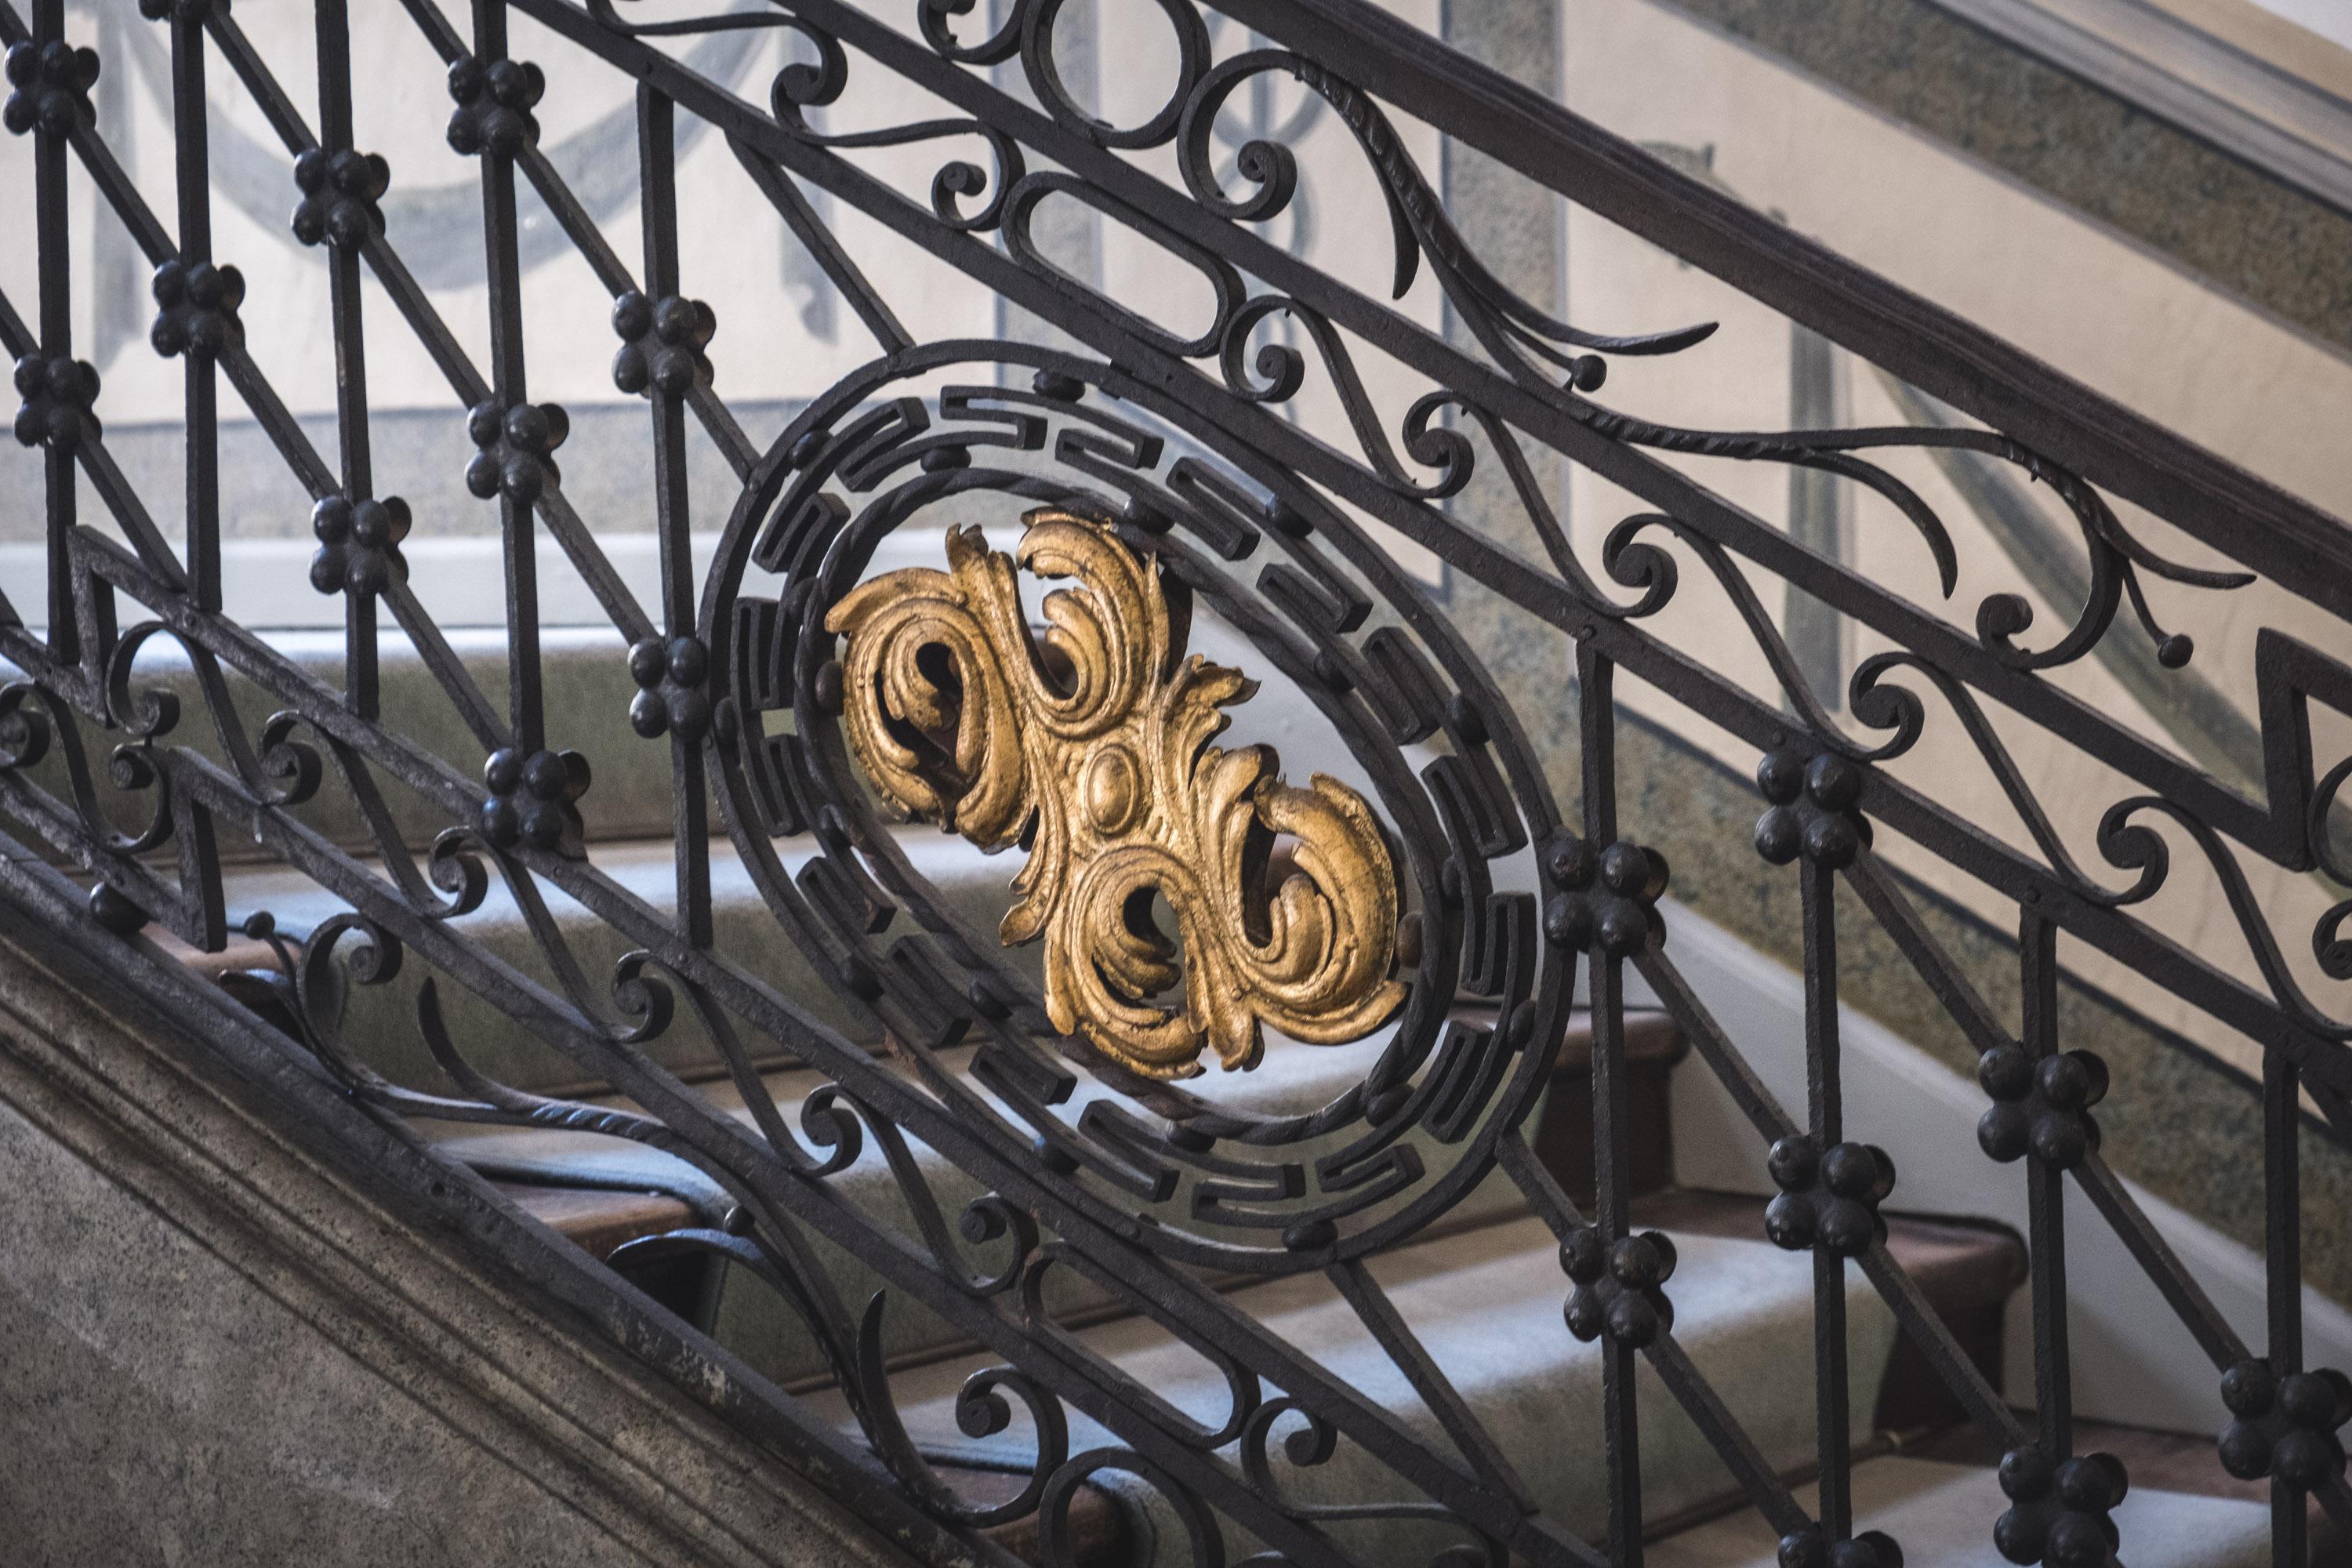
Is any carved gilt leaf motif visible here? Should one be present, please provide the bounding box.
[824,510,1406,1078]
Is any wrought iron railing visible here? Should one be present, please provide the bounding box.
[2,1,2350,1564]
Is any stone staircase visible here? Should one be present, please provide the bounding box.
[68,620,2319,1567]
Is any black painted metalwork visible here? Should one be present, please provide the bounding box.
[2,2,2350,1565]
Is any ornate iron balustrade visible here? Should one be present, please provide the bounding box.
[2,0,2350,1564]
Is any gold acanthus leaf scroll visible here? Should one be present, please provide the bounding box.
[825,509,1406,1079]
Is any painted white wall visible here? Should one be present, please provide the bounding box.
[1646,897,2352,1434]
[2247,0,2352,53]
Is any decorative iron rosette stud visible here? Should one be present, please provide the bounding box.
[3,38,99,139]
[11,351,99,452]
[823,510,1406,1079]
[2218,1358,2352,1489]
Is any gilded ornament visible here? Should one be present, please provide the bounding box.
[824,509,1406,1078]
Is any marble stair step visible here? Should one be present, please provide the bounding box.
[183,823,1024,1094]
[856,1203,1909,1566]
[426,1013,1684,1389]
[1647,1452,2287,1566]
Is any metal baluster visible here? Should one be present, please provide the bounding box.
[2266,1051,2307,1567]
[314,0,378,719]
[1801,855,1853,1541]
[470,0,540,756]
[168,0,216,615]
[2020,915,2074,1460]
[1580,642,1642,1566]
[635,85,711,948]
[31,0,74,660]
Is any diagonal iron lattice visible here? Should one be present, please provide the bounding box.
[3,0,2352,1565]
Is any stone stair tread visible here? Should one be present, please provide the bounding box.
[200,825,1003,934]
[1647,1454,2274,1566]
[847,1205,1898,1560]
[186,825,1020,1095]
[421,1011,1680,1246]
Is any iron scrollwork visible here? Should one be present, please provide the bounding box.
[3,0,2351,1564]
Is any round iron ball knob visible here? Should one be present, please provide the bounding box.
[503,402,548,452]
[2220,1359,2276,1417]
[2157,633,2193,670]
[1559,1226,1608,1284]
[309,548,343,593]
[628,637,666,688]
[478,795,521,846]
[1544,834,1596,888]
[629,688,667,739]
[502,455,542,502]
[612,290,653,339]
[666,636,707,686]
[654,294,699,342]
[483,748,524,795]
[1768,1135,1818,1190]
[666,688,709,738]
[2279,1370,2349,1429]
[1599,840,1650,895]
[466,400,503,446]
[1978,1102,2032,1162]
[2218,1420,2274,1481]
[1611,1234,1664,1287]
[89,883,147,934]
[1991,1508,2045,1566]
[1805,753,1862,810]
[1595,898,1649,956]
[1757,747,1807,804]
[486,59,535,107]
[44,404,77,445]
[326,202,370,249]
[2044,1512,2108,1568]
[1818,1198,1876,1257]
[1777,1532,1828,1568]
[312,495,352,543]
[2030,1113,2089,1168]
[612,343,648,394]
[1563,1290,1604,1341]
[1568,354,1607,393]
[2274,1429,2339,1488]
[1543,893,1592,948]
[1978,1044,2034,1102]
[350,500,388,547]
[1998,1446,2054,1501]
[521,750,570,800]
[463,452,502,499]
[2056,1454,2124,1512]
[346,553,390,594]
[652,348,697,394]
[1754,805,1802,865]
[520,801,564,850]
[1605,1291,1658,1348]
[1821,1142,1879,1198]
[2036,1052,2092,1112]
[1826,1541,1881,1568]
[1802,812,1860,869]
[1764,1192,1817,1250]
